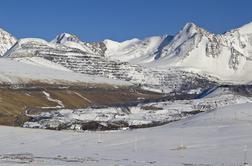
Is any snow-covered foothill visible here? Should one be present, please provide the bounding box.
[0,58,131,86]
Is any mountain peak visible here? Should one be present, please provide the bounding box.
[181,22,210,36]
[53,33,80,44]
[0,27,17,56]
[182,22,198,33]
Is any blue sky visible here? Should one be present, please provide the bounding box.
[0,0,252,42]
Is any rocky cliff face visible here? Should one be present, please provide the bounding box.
[0,28,16,56]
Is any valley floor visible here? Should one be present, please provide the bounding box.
[0,84,161,126]
[0,103,251,166]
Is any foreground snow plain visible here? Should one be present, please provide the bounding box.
[0,103,252,166]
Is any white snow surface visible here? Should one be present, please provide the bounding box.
[104,35,173,64]
[0,58,131,86]
[14,57,71,72]
[1,103,252,165]
[42,91,64,108]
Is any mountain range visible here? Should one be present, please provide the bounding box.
[0,22,252,127]
[1,22,252,86]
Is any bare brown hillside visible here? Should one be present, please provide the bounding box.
[0,84,162,126]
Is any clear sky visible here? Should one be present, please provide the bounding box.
[0,0,252,42]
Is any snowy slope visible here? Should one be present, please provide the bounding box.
[1,103,252,165]
[0,58,130,86]
[14,56,71,72]
[104,35,173,64]
[0,28,16,56]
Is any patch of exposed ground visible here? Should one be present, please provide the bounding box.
[0,84,162,126]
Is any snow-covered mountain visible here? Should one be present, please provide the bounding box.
[4,36,217,94]
[102,22,252,83]
[150,22,252,83]
[0,28,16,56]
[1,21,252,93]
